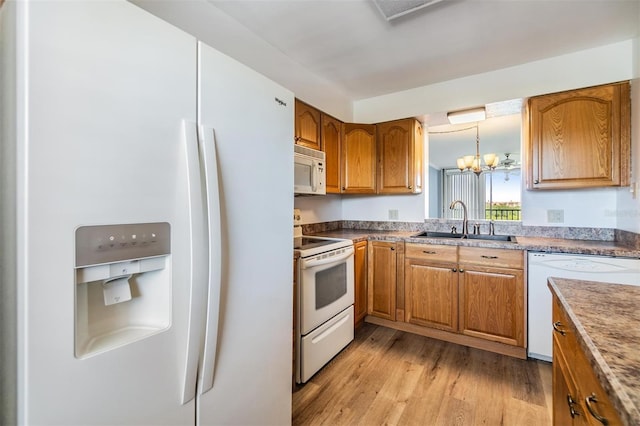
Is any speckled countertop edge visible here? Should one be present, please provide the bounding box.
[307,230,640,258]
[548,278,640,426]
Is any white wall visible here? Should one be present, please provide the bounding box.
[350,40,636,228]
[353,40,633,123]
[293,194,342,224]
[521,188,618,228]
[342,194,426,222]
[616,36,640,233]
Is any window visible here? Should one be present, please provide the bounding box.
[485,168,521,220]
[442,168,521,221]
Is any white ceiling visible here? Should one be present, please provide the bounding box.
[428,113,522,169]
[209,0,639,101]
[133,0,638,169]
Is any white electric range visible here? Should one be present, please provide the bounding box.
[293,225,354,383]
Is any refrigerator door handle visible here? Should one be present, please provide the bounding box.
[197,125,222,395]
[180,120,208,405]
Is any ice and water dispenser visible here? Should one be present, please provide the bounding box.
[74,223,171,358]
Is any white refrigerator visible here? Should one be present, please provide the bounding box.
[0,1,294,425]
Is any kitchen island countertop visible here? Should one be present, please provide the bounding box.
[548,277,640,426]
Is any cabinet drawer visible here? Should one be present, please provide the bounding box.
[458,247,523,269]
[573,345,623,426]
[551,296,578,362]
[405,243,457,263]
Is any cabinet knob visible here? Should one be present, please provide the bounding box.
[534,179,539,184]
[408,185,412,189]
[458,269,464,273]
[452,268,457,272]
[390,247,395,251]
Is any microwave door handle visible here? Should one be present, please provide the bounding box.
[311,162,318,192]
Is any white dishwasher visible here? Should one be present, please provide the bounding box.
[527,251,640,361]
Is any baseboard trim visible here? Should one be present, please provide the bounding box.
[365,315,527,360]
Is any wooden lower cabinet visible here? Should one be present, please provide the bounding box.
[367,243,526,359]
[552,295,622,426]
[353,240,368,327]
[553,336,588,425]
[404,256,458,332]
[367,241,396,321]
[458,266,525,347]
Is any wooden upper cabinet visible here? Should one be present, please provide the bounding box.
[376,118,423,194]
[527,81,630,189]
[342,123,377,193]
[321,113,343,194]
[294,99,322,150]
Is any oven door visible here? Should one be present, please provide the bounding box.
[299,246,354,335]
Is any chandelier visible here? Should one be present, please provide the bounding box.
[447,107,499,176]
[455,125,499,176]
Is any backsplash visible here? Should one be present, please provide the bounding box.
[302,220,640,249]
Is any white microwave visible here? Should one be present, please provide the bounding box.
[294,145,326,195]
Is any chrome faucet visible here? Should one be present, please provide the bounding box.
[449,200,469,237]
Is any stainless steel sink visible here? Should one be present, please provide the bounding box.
[412,231,517,242]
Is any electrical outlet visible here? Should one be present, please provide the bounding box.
[388,209,399,220]
[547,209,564,223]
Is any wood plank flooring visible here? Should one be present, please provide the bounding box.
[292,323,552,425]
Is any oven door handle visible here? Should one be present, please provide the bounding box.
[302,248,354,269]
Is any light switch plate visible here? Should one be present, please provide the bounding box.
[388,209,399,220]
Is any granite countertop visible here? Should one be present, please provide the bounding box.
[548,278,640,426]
[517,236,640,257]
[308,229,640,257]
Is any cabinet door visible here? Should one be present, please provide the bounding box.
[553,337,586,425]
[404,259,458,332]
[412,119,424,193]
[376,118,423,194]
[353,240,368,327]
[342,123,376,193]
[527,82,630,189]
[458,266,524,347]
[367,241,396,320]
[294,99,321,150]
[574,352,622,426]
[322,113,342,194]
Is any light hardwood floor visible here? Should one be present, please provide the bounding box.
[293,323,552,425]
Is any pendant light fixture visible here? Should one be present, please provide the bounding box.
[455,125,500,176]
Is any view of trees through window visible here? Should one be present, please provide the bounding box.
[484,168,521,221]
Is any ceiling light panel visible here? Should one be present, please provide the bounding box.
[447,107,486,125]
[372,0,445,21]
